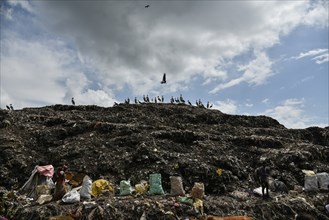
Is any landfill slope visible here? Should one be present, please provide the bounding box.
[0,103,328,220]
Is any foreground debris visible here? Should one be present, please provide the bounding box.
[0,104,328,219]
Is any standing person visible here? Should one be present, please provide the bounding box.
[53,165,68,200]
[255,160,270,199]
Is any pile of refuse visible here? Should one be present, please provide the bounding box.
[0,104,329,219]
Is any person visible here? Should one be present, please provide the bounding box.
[53,164,68,200]
[255,161,270,199]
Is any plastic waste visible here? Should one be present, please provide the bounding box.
[80,175,92,199]
[120,179,133,196]
[170,176,185,196]
[62,187,80,203]
[91,179,113,197]
[193,198,204,215]
[178,196,194,206]
[36,194,53,205]
[216,168,223,176]
[135,180,149,194]
[190,182,204,199]
[148,173,165,195]
[304,174,318,192]
[316,172,329,190]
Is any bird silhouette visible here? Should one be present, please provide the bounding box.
[10,104,14,110]
[161,73,166,84]
[6,105,10,110]
[145,4,150,8]
[71,97,75,105]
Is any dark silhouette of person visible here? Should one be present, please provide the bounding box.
[255,161,270,199]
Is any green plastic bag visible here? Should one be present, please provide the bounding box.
[120,179,132,196]
[148,173,164,195]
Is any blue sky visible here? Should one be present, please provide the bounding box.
[0,0,328,128]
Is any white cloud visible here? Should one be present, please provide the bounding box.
[213,99,237,114]
[30,1,324,96]
[210,51,273,93]
[262,98,312,128]
[1,32,116,109]
[312,53,329,64]
[291,48,329,64]
[303,0,329,27]
[7,0,34,13]
[262,98,269,104]
[293,48,328,59]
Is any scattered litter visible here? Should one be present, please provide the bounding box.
[120,179,133,196]
[170,176,185,196]
[148,173,164,195]
[80,175,92,199]
[190,182,204,199]
[91,179,113,197]
[62,187,81,203]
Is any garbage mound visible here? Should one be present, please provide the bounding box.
[0,103,328,220]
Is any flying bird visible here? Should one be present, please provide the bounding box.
[161,73,166,84]
[71,97,75,105]
[145,4,150,8]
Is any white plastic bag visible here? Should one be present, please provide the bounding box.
[80,175,92,199]
[304,175,318,192]
[316,172,329,190]
[62,188,80,203]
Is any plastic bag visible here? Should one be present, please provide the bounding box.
[170,176,185,196]
[80,175,92,199]
[135,180,149,194]
[62,188,80,203]
[304,175,318,192]
[190,182,204,199]
[120,179,133,196]
[317,172,329,190]
[148,173,164,195]
[91,179,113,197]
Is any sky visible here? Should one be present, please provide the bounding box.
[0,0,328,129]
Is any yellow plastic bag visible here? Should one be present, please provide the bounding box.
[91,179,113,197]
[135,180,149,194]
[216,168,223,176]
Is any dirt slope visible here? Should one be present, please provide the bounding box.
[0,103,328,220]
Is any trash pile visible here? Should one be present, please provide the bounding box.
[0,104,328,219]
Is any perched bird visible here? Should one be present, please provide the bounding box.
[207,101,210,109]
[179,94,185,103]
[157,96,161,102]
[9,104,14,110]
[71,97,75,105]
[145,4,150,8]
[161,95,164,103]
[209,104,213,109]
[161,73,166,84]
[170,96,174,104]
[135,97,138,104]
[6,105,10,110]
[188,100,192,106]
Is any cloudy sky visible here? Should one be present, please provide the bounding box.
[1,0,328,128]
